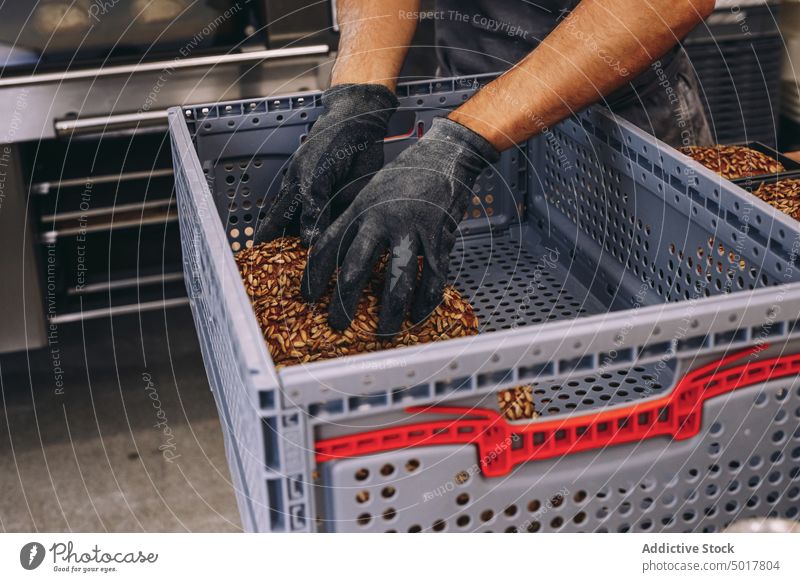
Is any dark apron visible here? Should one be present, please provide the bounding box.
[434,0,712,147]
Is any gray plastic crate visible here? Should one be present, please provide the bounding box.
[169,74,800,532]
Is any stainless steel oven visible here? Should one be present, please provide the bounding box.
[0,0,436,353]
[0,0,263,70]
[0,1,336,353]
[262,0,337,48]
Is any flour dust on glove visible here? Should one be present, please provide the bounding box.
[255,83,398,247]
[301,116,500,338]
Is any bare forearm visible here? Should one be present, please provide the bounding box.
[449,0,715,150]
[331,0,420,90]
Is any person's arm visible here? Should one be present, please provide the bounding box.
[449,0,716,151]
[255,0,420,246]
[331,0,421,90]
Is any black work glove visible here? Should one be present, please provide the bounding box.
[301,116,500,337]
[255,83,399,247]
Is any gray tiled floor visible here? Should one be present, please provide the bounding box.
[0,308,240,532]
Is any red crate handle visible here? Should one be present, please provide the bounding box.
[315,346,800,477]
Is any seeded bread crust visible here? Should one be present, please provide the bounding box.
[236,237,479,367]
[754,179,800,221]
[680,145,785,180]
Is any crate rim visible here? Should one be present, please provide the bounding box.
[278,282,800,399]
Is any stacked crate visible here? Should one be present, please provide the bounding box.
[780,0,800,124]
[684,0,783,145]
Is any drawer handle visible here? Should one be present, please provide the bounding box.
[0,46,329,89]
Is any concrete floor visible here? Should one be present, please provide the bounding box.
[0,307,240,532]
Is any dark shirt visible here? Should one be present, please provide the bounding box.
[433,0,679,107]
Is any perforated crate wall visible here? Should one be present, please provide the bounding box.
[320,366,800,532]
[190,82,527,252]
[531,109,792,311]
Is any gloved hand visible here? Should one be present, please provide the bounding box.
[301,116,500,337]
[255,83,399,247]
